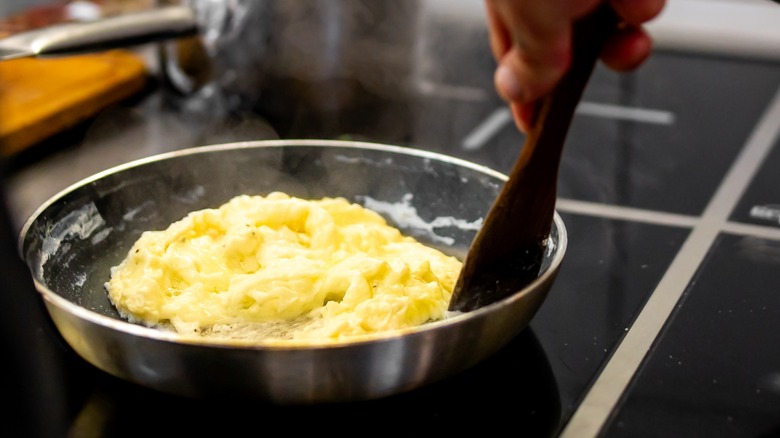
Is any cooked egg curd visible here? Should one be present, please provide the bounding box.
[105,192,462,343]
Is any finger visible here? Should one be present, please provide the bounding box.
[495,30,571,104]
[609,0,666,25]
[490,0,572,55]
[600,25,653,71]
[484,0,511,60]
[510,101,537,134]
[563,0,605,19]
[490,0,598,104]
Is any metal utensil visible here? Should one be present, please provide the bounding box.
[449,5,618,312]
[0,1,424,117]
[0,6,196,61]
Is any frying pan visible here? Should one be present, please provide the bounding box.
[18,139,566,403]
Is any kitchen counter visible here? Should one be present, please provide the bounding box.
[3,3,780,437]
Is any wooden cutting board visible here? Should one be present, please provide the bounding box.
[0,49,148,156]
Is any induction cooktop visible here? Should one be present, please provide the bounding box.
[3,3,780,437]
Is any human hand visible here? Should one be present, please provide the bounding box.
[485,0,666,132]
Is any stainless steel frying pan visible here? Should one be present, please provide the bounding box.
[18,140,566,403]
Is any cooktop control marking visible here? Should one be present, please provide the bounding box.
[749,204,780,225]
[561,84,780,438]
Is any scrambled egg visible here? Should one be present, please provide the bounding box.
[105,192,462,343]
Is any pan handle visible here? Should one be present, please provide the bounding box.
[0,6,198,61]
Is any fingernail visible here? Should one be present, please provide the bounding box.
[495,64,523,102]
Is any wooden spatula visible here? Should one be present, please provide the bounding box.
[448,5,618,312]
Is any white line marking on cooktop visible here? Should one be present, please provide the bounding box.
[415,80,488,102]
[576,101,676,125]
[723,221,780,240]
[555,198,698,228]
[462,101,673,151]
[462,107,512,150]
[561,84,780,438]
[556,198,780,239]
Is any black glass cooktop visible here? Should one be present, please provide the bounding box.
[3,12,780,438]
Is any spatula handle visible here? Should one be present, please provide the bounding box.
[501,4,619,248]
[449,5,618,312]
